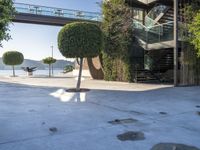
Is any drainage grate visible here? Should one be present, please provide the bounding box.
[108,118,138,125]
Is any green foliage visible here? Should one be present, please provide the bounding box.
[102,54,117,80]
[3,51,24,66]
[101,0,133,82]
[0,0,15,47]
[42,57,56,77]
[189,12,200,57]
[63,65,74,73]
[58,22,103,91]
[42,57,56,65]
[58,22,102,58]
[180,1,200,57]
[179,1,200,85]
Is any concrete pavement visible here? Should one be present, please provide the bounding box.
[0,76,200,150]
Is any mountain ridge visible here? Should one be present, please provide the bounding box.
[0,58,74,70]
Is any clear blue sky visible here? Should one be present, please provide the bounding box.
[0,0,102,61]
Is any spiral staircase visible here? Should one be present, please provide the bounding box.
[132,2,175,83]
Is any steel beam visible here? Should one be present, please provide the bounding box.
[13,13,98,26]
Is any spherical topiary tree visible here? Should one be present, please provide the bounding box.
[42,57,56,77]
[58,22,103,91]
[2,51,24,77]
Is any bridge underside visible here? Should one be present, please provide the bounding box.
[13,13,98,26]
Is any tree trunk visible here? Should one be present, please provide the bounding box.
[76,58,83,92]
[12,65,15,77]
[49,64,51,77]
[76,58,80,65]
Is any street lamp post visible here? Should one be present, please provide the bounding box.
[51,46,54,76]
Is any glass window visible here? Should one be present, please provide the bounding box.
[133,8,144,22]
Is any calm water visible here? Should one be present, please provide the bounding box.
[0,70,64,76]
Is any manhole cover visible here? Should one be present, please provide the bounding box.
[151,143,200,150]
[117,131,145,141]
[108,118,138,125]
[196,105,200,108]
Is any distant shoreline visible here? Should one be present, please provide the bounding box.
[0,58,74,70]
[0,69,64,70]
[0,69,65,76]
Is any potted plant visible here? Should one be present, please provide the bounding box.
[22,67,37,76]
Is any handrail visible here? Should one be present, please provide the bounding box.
[145,16,160,27]
[133,19,163,35]
[133,19,174,44]
[151,21,174,28]
[14,2,102,22]
[133,19,147,29]
[147,4,168,18]
[133,19,173,29]
[14,2,101,15]
[145,4,170,27]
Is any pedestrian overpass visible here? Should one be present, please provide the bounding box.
[13,3,102,26]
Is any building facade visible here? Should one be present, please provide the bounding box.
[123,0,200,85]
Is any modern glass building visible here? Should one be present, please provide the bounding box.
[123,0,200,85]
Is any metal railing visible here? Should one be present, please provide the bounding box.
[147,4,168,20]
[133,19,174,44]
[145,16,158,27]
[14,3,102,22]
[145,4,169,27]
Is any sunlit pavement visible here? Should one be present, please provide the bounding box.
[0,76,200,150]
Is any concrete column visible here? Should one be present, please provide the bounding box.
[174,0,178,86]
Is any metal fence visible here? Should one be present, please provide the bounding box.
[14,3,102,22]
